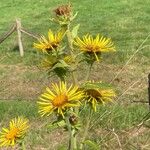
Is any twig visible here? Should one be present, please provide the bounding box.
[89,111,111,130]
[0,56,7,62]
[132,100,148,103]
[20,28,40,39]
[110,33,150,84]
[115,74,147,102]
[110,129,123,150]
[0,23,16,44]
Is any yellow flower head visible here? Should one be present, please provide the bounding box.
[34,29,65,53]
[74,34,115,61]
[0,117,29,147]
[38,82,84,117]
[85,88,116,111]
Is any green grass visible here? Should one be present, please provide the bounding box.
[0,100,149,149]
[0,0,150,149]
[0,0,150,56]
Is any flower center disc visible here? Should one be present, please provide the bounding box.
[86,89,101,98]
[6,128,19,140]
[52,94,68,107]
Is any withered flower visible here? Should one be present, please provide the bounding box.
[54,4,72,17]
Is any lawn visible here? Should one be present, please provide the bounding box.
[0,0,150,149]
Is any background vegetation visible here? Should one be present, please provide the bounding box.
[0,0,150,149]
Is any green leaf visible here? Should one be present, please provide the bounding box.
[83,140,100,150]
[52,60,69,70]
[47,120,66,131]
[70,12,78,21]
[72,24,80,39]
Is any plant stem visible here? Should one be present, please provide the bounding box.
[66,24,74,54]
[66,24,78,85]
[65,116,74,150]
[21,141,26,150]
[85,63,93,82]
[72,129,77,150]
[79,108,92,150]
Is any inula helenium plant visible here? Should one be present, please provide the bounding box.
[34,3,116,150]
[0,3,116,150]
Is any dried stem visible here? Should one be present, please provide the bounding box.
[110,129,123,150]
[115,74,147,102]
[110,33,150,84]
[0,23,16,44]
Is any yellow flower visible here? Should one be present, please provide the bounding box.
[34,29,65,53]
[38,82,84,117]
[0,117,29,147]
[85,88,116,111]
[74,34,115,61]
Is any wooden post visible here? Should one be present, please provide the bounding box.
[16,19,24,57]
[148,74,150,110]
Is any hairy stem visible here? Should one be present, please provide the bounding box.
[85,63,93,82]
[66,24,78,85]
[80,109,92,149]
[21,141,26,150]
[65,116,74,150]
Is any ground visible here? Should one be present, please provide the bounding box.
[0,0,150,149]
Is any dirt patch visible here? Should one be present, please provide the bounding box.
[0,62,150,102]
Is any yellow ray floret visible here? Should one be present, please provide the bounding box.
[85,88,116,111]
[34,29,65,53]
[0,117,29,147]
[38,82,84,117]
[74,34,115,61]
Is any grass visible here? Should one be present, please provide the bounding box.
[0,0,150,149]
[0,100,149,149]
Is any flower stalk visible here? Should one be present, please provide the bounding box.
[85,62,93,82]
[66,23,78,85]
[65,115,77,150]
[21,141,26,150]
[79,108,92,150]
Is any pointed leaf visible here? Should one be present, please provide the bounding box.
[83,140,100,150]
[72,24,80,39]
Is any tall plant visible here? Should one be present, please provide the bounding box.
[34,4,116,150]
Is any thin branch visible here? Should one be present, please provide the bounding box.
[110,33,150,84]
[0,23,16,44]
[89,110,111,130]
[110,129,123,150]
[115,74,147,102]
[0,56,7,62]
[132,100,148,103]
[20,28,40,40]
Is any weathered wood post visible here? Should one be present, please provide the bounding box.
[16,19,24,57]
